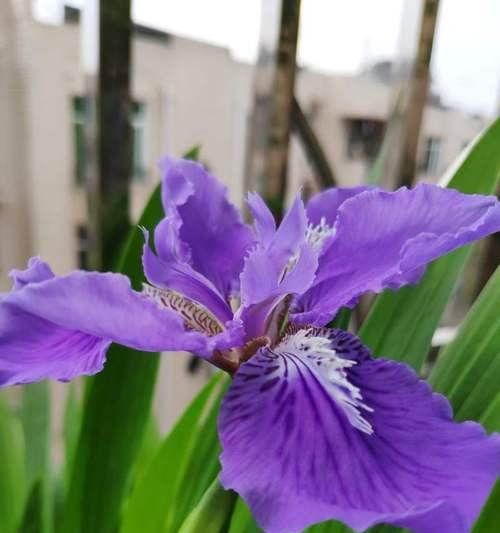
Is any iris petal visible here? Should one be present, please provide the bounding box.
[0,302,109,386]
[218,327,500,533]
[142,227,233,323]
[240,194,309,306]
[247,192,276,247]
[1,259,109,386]
[239,195,316,339]
[9,256,55,289]
[306,185,375,226]
[295,184,500,324]
[0,258,243,387]
[160,157,254,298]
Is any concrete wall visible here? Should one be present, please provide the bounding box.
[1,15,486,285]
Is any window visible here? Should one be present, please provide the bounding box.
[72,96,89,185]
[131,102,146,182]
[422,136,442,174]
[345,118,384,161]
[76,224,89,269]
[71,97,146,184]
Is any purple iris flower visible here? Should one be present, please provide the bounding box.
[2,157,500,533]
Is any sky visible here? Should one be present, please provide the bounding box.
[35,0,500,117]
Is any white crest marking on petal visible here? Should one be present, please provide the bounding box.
[277,328,374,435]
[282,217,335,279]
[305,217,336,253]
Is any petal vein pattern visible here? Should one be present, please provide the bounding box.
[142,284,224,336]
[219,328,500,533]
[276,328,373,434]
[295,184,500,325]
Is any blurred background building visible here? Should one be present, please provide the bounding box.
[0,1,494,433]
[1,4,487,284]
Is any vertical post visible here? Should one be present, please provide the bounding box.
[82,0,132,271]
[81,0,100,270]
[396,0,440,188]
[98,0,133,269]
[245,0,301,220]
[265,0,301,218]
[474,184,500,297]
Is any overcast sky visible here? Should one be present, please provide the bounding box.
[36,0,500,116]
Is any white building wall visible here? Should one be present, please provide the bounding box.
[1,15,487,285]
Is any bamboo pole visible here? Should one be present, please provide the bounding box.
[396,0,441,188]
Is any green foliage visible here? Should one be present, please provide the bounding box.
[17,479,45,533]
[120,373,228,533]
[20,382,50,490]
[472,479,500,533]
[227,499,263,533]
[20,382,52,533]
[61,384,81,492]
[61,184,163,533]
[430,267,500,420]
[178,479,236,533]
[0,394,26,533]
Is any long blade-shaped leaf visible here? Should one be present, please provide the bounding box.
[0,394,26,533]
[20,382,50,491]
[61,185,163,533]
[472,479,500,533]
[61,383,81,492]
[430,267,500,419]
[178,479,236,533]
[17,479,44,533]
[20,382,52,533]
[120,373,227,533]
[227,499,262,533]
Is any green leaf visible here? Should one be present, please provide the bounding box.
[20,382,50,490]
[430,267,500,419]
[329,307,351,330]
[0,394,26,533]
[359,118,500,371]
[17,479,44,533]
[120,373,227,533]
[61,383,81,492]
[183,145,201,161]
[128,414,161,485]
[471,479,500,533]
[20,382,52,533]
[469,397,500,532]
[227,499,262,533]
[480,392,500,433]
[61,185,163,533]
[167,377,229,530]
[178,479,236,533]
